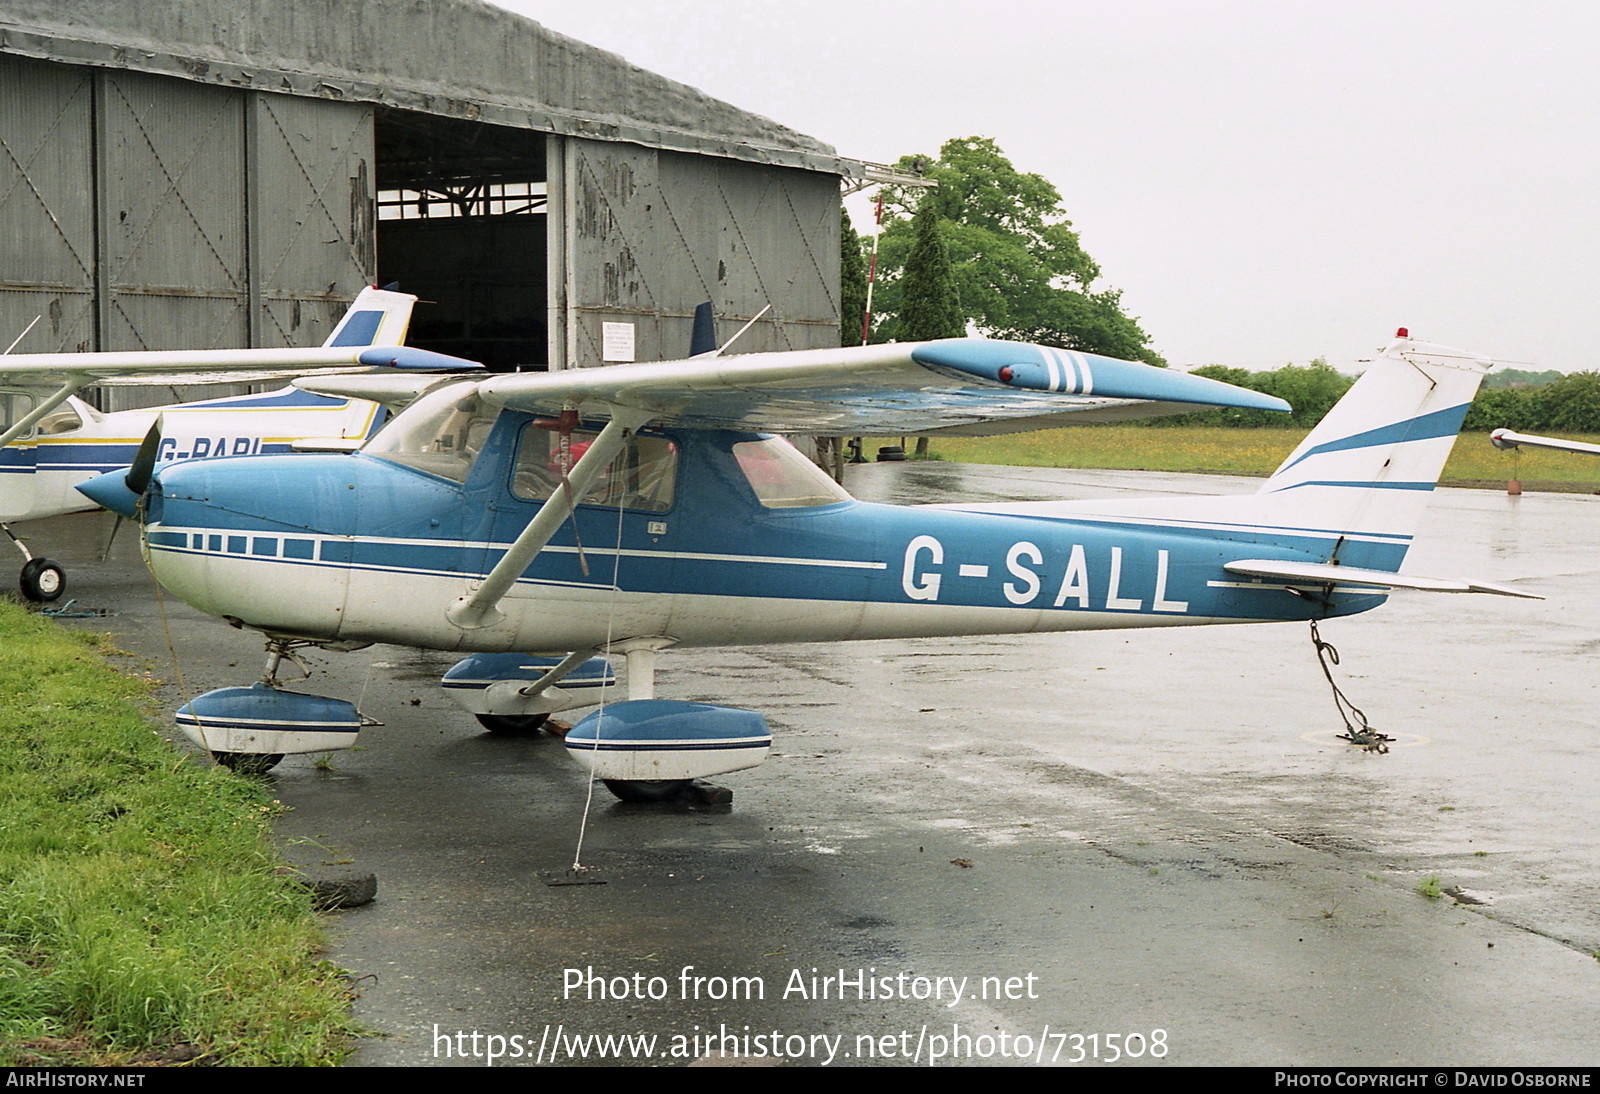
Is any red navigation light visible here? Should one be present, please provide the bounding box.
[1396,327,1409,339]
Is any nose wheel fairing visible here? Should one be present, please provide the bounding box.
[176,684,364,762]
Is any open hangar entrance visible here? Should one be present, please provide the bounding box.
[375,111,549,372]
[373,107,847,374]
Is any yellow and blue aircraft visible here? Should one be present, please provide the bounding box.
[0,288,476,599]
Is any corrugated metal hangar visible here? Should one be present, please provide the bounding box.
[0,0,856,406]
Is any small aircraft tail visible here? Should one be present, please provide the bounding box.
[1231,332,1492,571]
[974,332,1529,593]
[321,286,416,349]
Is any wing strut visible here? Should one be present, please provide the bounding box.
[517,649,600,699]
[446,406,657,630]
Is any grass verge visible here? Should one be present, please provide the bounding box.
[884,427,1600,489]
[0,601,354,1066]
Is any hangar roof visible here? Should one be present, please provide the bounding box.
[0,0,860,177]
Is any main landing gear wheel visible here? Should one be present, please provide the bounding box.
[212,752,284,775]
[603,779,691,803]
[19,558,65,603]
[475,713,551,735]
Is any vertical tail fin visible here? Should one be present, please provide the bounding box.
[1246,332,1491,569]
[689,301,718,357]
[322,287,417,348]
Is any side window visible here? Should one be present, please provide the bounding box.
[0,392,36,437]
[35,404,83,436]
[511,423,676,512]
[733,437,851,508]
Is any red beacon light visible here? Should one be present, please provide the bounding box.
[1395,327,1409,339]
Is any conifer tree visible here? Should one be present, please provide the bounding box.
[893,198,964,342]
[840,207,868,346]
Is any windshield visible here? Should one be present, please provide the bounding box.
[362,382,498,482]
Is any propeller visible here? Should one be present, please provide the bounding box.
[124,417,163,496]
[74,417,162,519]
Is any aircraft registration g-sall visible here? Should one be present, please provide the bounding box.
[81,328,1534,801]
[0,288,477,600]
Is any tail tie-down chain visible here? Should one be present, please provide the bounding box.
[1310,620,1394,753]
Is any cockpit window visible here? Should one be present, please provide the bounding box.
[511,423,676,512]
[361,381,498,482]
[732,437,851,508]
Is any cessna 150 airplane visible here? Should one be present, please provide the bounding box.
[79,327,1533,801]
[0,288,476,600]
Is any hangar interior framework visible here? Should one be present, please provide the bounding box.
[0,0,855,408]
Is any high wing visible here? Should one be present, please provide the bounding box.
[473,339,1290,435]
[0,287,479,448]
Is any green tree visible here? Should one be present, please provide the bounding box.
[1463,386,1539,432]
[1533,371,1600,433]
[1154,359,1352,428]
[871,137,1162,364]
[894,198,964,341]
[839,206,868,346]
[1253,359,1351,427]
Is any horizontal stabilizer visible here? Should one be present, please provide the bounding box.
[1489,429,1600,456]
[1223,559,1541,599]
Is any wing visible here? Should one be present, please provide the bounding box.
[442,339,1286,630]
[0,344,480,388]
[474,339,1289,435]
[0,288,480,447]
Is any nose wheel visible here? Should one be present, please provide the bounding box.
[6,524,65,602]
[212,751,284,775]
[19,558,66,602]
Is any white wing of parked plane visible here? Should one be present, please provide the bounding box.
[0,288,479,448]
[293,373,476,415]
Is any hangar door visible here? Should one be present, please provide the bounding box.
[555,137,841,369]
[0,55,375,409]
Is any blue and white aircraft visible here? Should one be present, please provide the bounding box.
[0,288,476,600]
[80,329,1534,799]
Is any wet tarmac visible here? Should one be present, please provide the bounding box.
[27,461,1600,1067]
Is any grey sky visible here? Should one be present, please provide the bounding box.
[491,1,1599,373]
